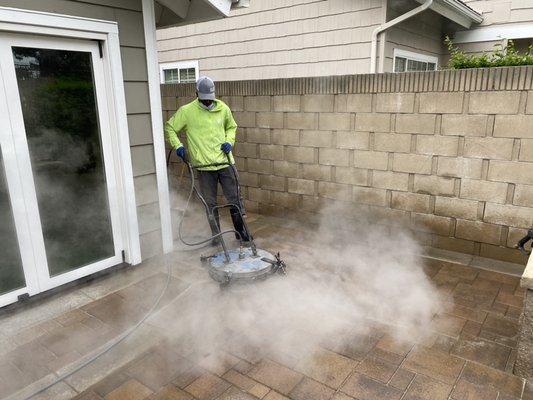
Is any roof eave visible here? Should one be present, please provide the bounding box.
[415,0,483,28]
[440,0,483,24]
[156,0,249,28]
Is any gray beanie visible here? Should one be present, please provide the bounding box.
[196,76,215,100]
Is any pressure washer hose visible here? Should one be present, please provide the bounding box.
[18,151,246,400]
[18,259,182,400]
[176,157,244,247]
[167,146,246,247]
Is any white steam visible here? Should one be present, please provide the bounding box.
[151,189,445,370]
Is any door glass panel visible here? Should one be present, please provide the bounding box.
[12,47,114,276]
[0,149,26,294]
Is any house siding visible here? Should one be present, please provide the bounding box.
[460,0,533,53]
[157,0,386,80]
[0,0,162,260]
[464,0,533,27]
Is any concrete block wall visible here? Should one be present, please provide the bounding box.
[162,67,533,265]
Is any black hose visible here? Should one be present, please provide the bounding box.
[177,161,243,246]
[167,149,245,246]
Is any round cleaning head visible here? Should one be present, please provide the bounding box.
[207,247,280,284]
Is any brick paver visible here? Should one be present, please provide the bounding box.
[450,378,499,400]
[215,386,257,400]
[460,362,524,398]
[248,360,303,395]
[184,373,231,400]
[73,392,103,400]
[146,385,193,400]
[0,215,529,400]
[247,383,270,398]
[355,355,398,383]
[294,347,356,389]
[105,379,153,400]
[125,350,191,391]
[403,346,465,384]
[263,391,289,400]
[289,377,335,400]
[403,374,452,400]
[340,372,403,399]
[451,335,511,370]
[91,372,130,398]
[389,368,415,391]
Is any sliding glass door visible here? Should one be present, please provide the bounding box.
[0,149,26,298]
[0,34,124,306]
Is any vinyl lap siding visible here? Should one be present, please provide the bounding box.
[0,0,162,259]
[457,1,533,57]
[457,40,503,56]
[463,0,533,26]
[157,0,385,80]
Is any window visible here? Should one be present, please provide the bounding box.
[393,49,438,73]
[513,38,533,54]
[159,61,199,84]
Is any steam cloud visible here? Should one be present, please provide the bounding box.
[153,183,445,372]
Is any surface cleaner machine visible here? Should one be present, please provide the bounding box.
[172,151,287,286]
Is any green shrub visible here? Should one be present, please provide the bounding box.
[445,36,533,69]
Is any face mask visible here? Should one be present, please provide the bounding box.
[199,99,215,111]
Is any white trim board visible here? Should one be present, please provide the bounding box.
[393,49,439,64]
[143,0,174,254]
[393,48,438,72]
[159,60,199,84]
[0,6,141,265]
[0,6,118,34]
[454,23,533,44]
[414,0,483,28]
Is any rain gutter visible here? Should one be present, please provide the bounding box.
[370,0,434,73]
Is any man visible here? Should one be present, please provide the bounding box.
[165,76,251,243]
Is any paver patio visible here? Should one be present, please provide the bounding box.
[0,213,531,400]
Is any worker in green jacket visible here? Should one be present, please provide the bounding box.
[165,76,251,244]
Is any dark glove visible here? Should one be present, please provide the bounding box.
[221,142,232,154]
[176,146,187,161]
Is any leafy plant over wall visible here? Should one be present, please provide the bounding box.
[445,36,533,69]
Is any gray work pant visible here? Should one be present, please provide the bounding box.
[197,166,250,241]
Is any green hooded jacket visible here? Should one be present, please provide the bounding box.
[164,99,237,171]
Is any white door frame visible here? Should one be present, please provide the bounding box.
[0,64,40,307]
[0,34,126,293]
[0,7,141,268]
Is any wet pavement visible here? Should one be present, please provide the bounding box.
[0,213,531,400]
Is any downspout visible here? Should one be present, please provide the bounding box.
[370,0,434,73]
